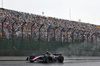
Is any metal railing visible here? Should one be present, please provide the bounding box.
[0,17,99,50]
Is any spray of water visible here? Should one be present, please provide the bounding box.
[56,42,100,56]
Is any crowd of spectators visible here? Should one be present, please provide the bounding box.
[0,8,100,42]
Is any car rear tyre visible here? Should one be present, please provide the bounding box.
[30,60,34,62]
[30,55,35,59]
[58,55,64,63]
[43,56,48,63]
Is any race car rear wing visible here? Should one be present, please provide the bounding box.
[53,53,61,56]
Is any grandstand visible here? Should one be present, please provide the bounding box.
[0,8,100,56]
[0,8,100,43]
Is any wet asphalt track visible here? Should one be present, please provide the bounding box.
[0,60,100,66]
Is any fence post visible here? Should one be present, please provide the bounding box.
[47,25,51,51]
[2,18,6,49]
[60,30,62,42]
[12,21,16,49]
[91,34,93,43]
[39,24,44,50]
[72,28,75,43]
[82,31,85,43]
[67,34,68,42]
[87,31,90,43]
[96,33,97,44]
[31,23,35,49]
[61,28,65,42]
[54,27,58,42]
[72,32,74,43]
[54,28,55,41]
[53,27,58,51]
[67,28,71,43]
[21,22,26,50]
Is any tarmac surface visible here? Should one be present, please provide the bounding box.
[0,56,100,60]
[0,56,100,66]
[0,60,100,66]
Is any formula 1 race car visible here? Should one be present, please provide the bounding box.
[26,52,64,63]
